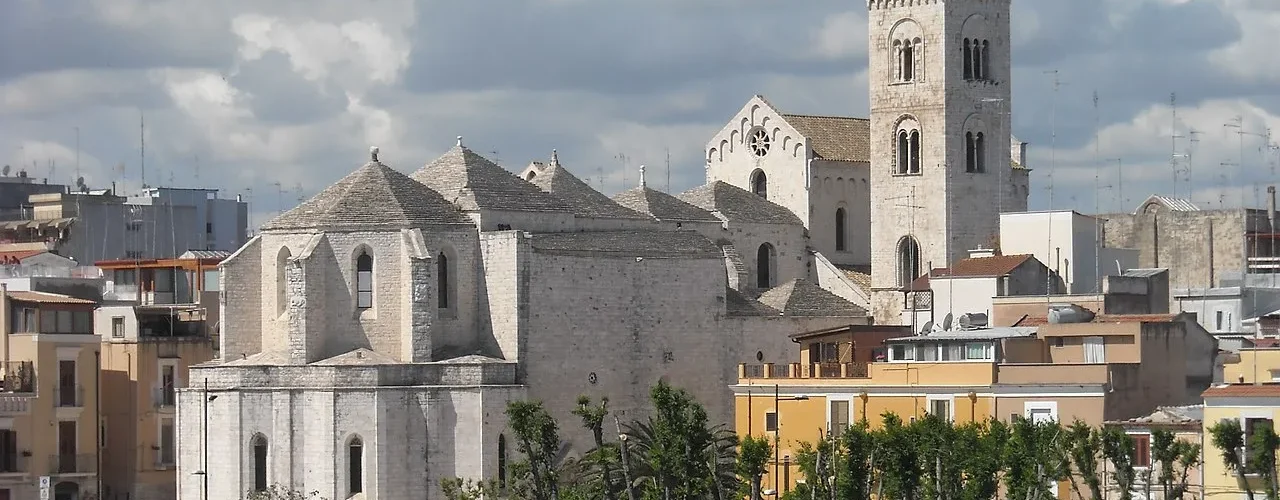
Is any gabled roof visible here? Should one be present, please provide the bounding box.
[413,145,575,214]
[312,348,399,366]
[779,113,870,163]
[677,181,804,225]
[6,290,95,305]
[835,265,873,295]
[180,250,232,260]
[932,254,1035,278]
[524,158,648,220]
[612,186,720,223]
[757,279,867,317]
[725,287,781,317]
[261,159,471,231]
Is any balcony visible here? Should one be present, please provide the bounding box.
[54,385,84,408]
[738,362,871,380]
[0,454,27,475]
[49,453,95,474]
[0,362,34,393]
[152,386,176,408]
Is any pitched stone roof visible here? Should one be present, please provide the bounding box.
[528,230,722,258]
[261,160,471,232]
[758,279,867,317]
[780,114,870,163]
[312,348,399,366]
[725,287,780,317]
[835,264,872,294]
[525,160,649,220]
[413,146,575,213]
[932,254,1035,278]
[1136,194,1201,214]
[612,186,720,223]
[677,181,804,225]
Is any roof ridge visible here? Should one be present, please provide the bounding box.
[780,112,869,121]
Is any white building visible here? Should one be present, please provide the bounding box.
[902,251,1058,332]
[177,145,868,500]
[1000,211,1139,294]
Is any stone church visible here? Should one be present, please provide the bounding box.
[176,1,1029,498]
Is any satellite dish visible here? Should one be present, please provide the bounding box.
[75,176,86,191]
[941,313,954,331]
[920,321,933,335]
[1,165,9,176]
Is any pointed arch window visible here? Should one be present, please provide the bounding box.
[251,434,268,492]
[897,237,922,288]
[909,131,921,173]
[356,251,373,309]
[896,126,922,175]
[751,169,768,199]
[438,253,450,309]
[835,208,847,252]
[348,436,364,494]
[981,40,991,81]
[756,243,776,289]
[963,39,974,80]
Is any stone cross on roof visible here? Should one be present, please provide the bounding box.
[550,149,560,167]
[639,164,646,188]
[370,146,379,162]
[456,136,463,147]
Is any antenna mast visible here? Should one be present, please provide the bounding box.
[1094,91,1103,293]
[1045,69,1061,299]
[74,126,80,182]
[140,110,146,188]
[1171,93,1184,198]
[665,147,671,192]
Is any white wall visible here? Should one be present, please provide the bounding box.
[1001,211,1111,293]
[903,276,998,330]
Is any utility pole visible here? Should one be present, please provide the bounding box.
[891,189,923,333]
[1170,93,1185,198]
[1105,158,1124,212]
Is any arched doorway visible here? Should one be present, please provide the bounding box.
[54,481,79,500]
[750,169,768,199]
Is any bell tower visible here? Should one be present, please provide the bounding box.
[867,0,1016,323]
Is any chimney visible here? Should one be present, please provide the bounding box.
[1268,185,1276,233]
[969,247,996,259]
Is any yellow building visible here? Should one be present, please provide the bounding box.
[0,287,102,500]
[735,314,1212,495]
[96,256,219,500]
[1203,346,1280,500]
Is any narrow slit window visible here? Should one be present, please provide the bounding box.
[356,252,373,309]
[349,436,364,494]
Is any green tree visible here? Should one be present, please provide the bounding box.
[572,395,621,500]
[1064,420,1104,500]
[507,400,565,500]
[786,427,841,500]
[440,478,501,500]
[1102,426,1139,500]
[623,381,730,500]
[876,413,923,500]
[1247,422,1280,500]
[1149,429,1202,500]
[737,434,773,500]
[1209,419,1257,500]
[839,422,876,500]
[1004,417,1066,500]
[955,418,1007,500]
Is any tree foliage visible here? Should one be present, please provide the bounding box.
[245,485,325,500]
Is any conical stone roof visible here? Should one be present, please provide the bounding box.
[413,145,574,213]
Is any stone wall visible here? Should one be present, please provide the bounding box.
[705,97,813,232]
[811,160,872,266]
[1102,209,1250,291]
[220,235,262,361]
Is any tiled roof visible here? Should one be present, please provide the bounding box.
[179,250,232,260]
[933,254,1034,278]
[1203,383,1280,398]
[0,250,45,262]
[524,160,648,220]
[1015,313,1181,327]
[612,186,720,223]
[780,114,870,163]
[757,279,867,317]
[677,181,804,225]
[725,287,781,317]
[413,146,575,214]
[835,264,872,294]
[527,230,722,259]
[261,160,472,231]
[6,290,95,304]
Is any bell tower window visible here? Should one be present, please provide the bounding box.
[750,169,768,199]
[965,38,991,81]
[897,237,922,288]
[895,122,922,175]
[894,38,920,83]
[965,132,986,173]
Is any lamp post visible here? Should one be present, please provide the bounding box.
[195,378,218,500]
[771,384,809,497]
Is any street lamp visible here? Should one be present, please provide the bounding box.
[771,384,809,497]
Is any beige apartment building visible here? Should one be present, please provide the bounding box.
[97,255,219,500]
[0,287,101,500]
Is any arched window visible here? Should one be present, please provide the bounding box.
[498,434,508,489]
[348,436,364,494]
[901,41,915,82]
[897,237,921,288]
[972,39,983,80]
[437,252,450,309]
[909,130,921,174]
[897,131,910,174]
[966,132,977,173]
[356,251,373,309]
[975,132,986,173]
[251,434,268,492]
[750,170,768,199]
[276,247,291,316]
[963,39,973,80]
[756,243,776,288]
[835,208,847,252]
[981,40,991,80]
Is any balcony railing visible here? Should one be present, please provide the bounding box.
[54,385,84,408]
[0,362,34,393]
[152,386,176,408]
[0,454,27,474]
[738,362,871,380]
[49,453,96,474]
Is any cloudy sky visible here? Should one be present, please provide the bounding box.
[3,0,1280,229]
